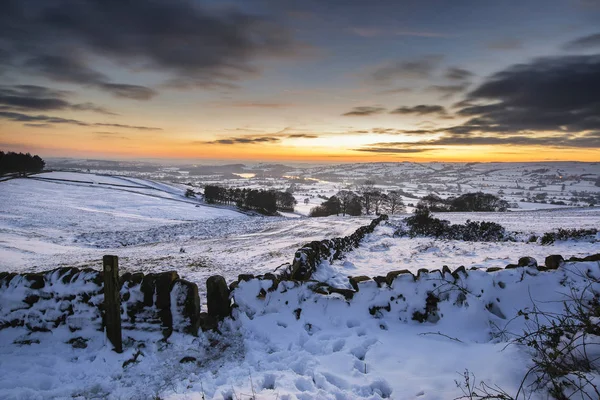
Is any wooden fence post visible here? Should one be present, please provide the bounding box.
[103,255,122,353]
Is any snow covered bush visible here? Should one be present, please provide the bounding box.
[540,228,598,245]
[397,206,507,241]
[511,273,600,399]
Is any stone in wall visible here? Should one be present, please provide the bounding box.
[206,275,231,321]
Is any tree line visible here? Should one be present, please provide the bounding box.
[310,180,406,217]
[309,180,509,217]
[417,192,509,212]
[203,185,296,215]
[0,151,45,174]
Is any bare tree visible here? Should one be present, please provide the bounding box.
[372,191,386,215]
[357,179,376,215]
[337,190,357,216]
[385,190,406,214]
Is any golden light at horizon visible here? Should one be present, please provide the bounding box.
[4,122,598,163]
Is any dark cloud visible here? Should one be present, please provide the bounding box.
[24,55,106,86]
[377,87,413,95]
[396,129,434,135]
[94,132,130,140]
[287,133,319,138]
[487,38,523,50]
[0,85,115,114]
[0,110,161,130]
[343,106,386,116]
[70,102,117,115]
[357,54,600,151]
[353,147,432,154]
[452,54,600,134]
[93,123,161,131]
[345,127,436,135]
[0,111,89,126]
[426,83,470,99]
[0,85,70,99]
[23,123,52,128]
[358,131,600,150]
[97,84,157,101]
[428,133,600,148]
[227,102,295,109]
[371,132,600,148]
[206,137,281,145]
[350,27,452,38]
[204,131,318,144]
[390,105,446,115]
[563,32,600,50]
[369,55,444,83]
[445,67,474,81]
[23,55,157,100]
[371,127,395,134]
[0,0,297,95]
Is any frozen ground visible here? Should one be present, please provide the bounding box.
[1,173,598,292]
[1,170,600,399]
[0,173,368,292]
[1,260,599,399]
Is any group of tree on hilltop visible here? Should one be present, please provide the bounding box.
[417,192,509,212]
[204,184,296,215]
[309,180,509,217]
[0,151,45,174]
[310,180,406,217]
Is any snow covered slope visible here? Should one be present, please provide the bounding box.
[0,173,246,268]
[0,173,371,289]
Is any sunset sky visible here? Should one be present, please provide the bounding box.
[1,0,599,162]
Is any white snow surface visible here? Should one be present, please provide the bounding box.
[1,261,599,399]
[2,171,600,399]
[316,211,600,288]
[0,174,369,291]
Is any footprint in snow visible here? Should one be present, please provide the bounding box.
[294,376,314,392]
[331,339,345,352]
[350,338,378,361]
[346,319,360,328]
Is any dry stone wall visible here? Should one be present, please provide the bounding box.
[3,215,596,338]
[0,268,200,336]
[285,215,389,281]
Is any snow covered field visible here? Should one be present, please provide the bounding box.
[1,169,600,399]
[0,173,369,288]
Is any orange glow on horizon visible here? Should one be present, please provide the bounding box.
[2,122,598,163]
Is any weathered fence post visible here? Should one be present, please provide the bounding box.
[103,255,122,353]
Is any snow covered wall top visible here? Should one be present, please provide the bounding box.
[232,256,600,323]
